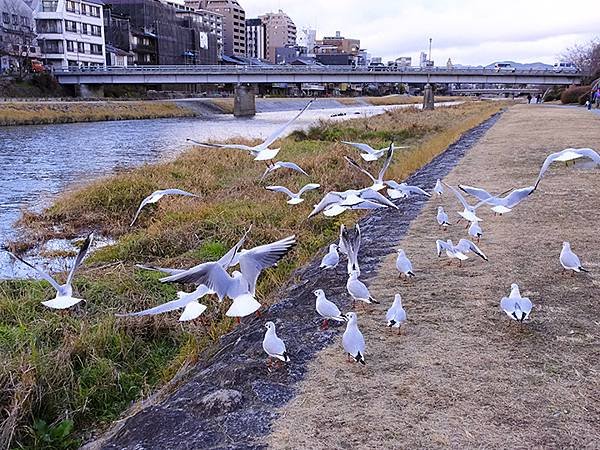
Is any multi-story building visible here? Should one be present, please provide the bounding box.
[245,17,264,59]
[296,27,315,56]
[258,9,295,64]
[315,31,359,56]
[191,0,243,57]
[179,0,223,56]
[0,0,37,72]
[32,0,106,69]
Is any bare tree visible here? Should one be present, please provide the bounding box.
[561,38,600,79]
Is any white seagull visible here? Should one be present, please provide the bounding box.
[189,99,314,161]
[436,238,488,264]
[130,189,199,226]
[346,271,378,305]
[116,285,214,322]
[386,294,407,334]
[434,179,444,196]
[341,141,406,162]
[344,144,394,191]
[263,321,290,368]
[314,289,347,329]
[500,283,532,323]
[260,161,309,181]
[459,184,535,215]
[534,147,600,189]
[342,312,366,365]
[560,241,589,274]
[265,183,320,205]
[436,206,450,228]
[468,221,483,242]
[308,187,398,218]
[320,244,340,269]
[443,182,487,223]
[339,224,361,275]
[395,249,415,278]
[6,233,94,309]
[385,181,431,200]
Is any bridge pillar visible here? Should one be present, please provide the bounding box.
[77,84,104,98]
[423,83,434,110]
[233,84,256,117]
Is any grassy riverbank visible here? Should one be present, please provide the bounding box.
[0,100,507,448]
[0,101,194,126]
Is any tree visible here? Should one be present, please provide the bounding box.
[561,38,600,81]
[0,0,36,77]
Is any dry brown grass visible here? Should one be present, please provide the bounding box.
[365,94,464,106]
[0,101,194,126]
[268,105,600,449]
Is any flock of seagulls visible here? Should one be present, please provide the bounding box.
[4,95,599,369]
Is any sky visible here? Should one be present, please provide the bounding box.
[244,0,599,66]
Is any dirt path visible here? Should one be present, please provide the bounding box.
[268,105,600,449]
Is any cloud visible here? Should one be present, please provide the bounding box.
[242,0,598,65]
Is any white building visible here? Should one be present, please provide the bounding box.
[296,27,315,55]
[32,0,105,69]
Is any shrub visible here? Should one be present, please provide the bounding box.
[560,85,591,104]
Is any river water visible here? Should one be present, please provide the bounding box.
[0,101,458,278]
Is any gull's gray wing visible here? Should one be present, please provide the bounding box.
[574,148,600,164]
[266,185,296,199]
[443,182,473,210]
[502,186,535,207]
[297,183,320,197]
[239,235,296,294]
[457,239,488,261]
[459,185,495,202]
[401,184,432,197]
[358,188,399,209]
[116,286,211,317]
[561,249,581,268]
[6,251,62,292]
[308,191,345,218]
[344,156,376,183]
[217,224,253,268]
[276,161,309,176]
[136,264,186,275]
[159,188,198,198]
[130,192,158,226]
[261,99,314,149]
[534,149,571,189]
[160,262,232,300]
[66,233,94,287]
[341,141,377,155]
[187,139,254,151]
[377,143,394,183]
[436,239,451,256]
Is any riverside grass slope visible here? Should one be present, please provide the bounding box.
[0,101,505,448]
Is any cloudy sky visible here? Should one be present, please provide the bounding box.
[244,0,598,66]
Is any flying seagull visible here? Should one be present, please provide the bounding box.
[6,233,94,309]
[436,238,487,264]
[385,181,431,200]
[314,289,347,329]
[344,143,394,191]
[459,184,534,214]
[395,249,415,278]
[320,244,340,269]
[443,182,488,223]
[263,321,290,369]
[308,187,398,218]
[342,312,366,365]
[188,99,314,161]
[260,161,309,181]
[341,141,406,162]
[265,183,320,205]
[534,147,600,189]
[339,223,361,275]
[386,294,407,334]
[560,241,589,274]
[500,283,532,323]
[130,188,198,226]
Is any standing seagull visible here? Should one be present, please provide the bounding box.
[314,289,347,329]
[560,242,589,275]
[130,189,198,226]
[434,179,444,196]
[342,312,366,365]
[339,224,361,275]
[265,183,320,205]
[320,244,340,269]
[6,233,94,309]
[468,221,483,242]
[260,161,309,181]
[395,249,415,278]
[500,283,532,323]
[189,99,314,161]
[437,206,450,229]
[386,294,407,334]
[346,271,378,306]
[344,144,394,191]
[263,322,290,369]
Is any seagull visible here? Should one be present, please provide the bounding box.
[116,285,214,322]
[320,244,340,269]
[314,289,347,329]
[534,147,600,189]
[468,221,483,242]
[344,143,394,191]
[459,185,534,214]
[260,161,309,181]
[265,183,320,205]
[188,99,314,161]
[130,189,199,226]
[5,233,93,309]
[436,238,487,264]
[340,223,361,275]
[560,241,589,275]
[443,182,487,223]
[500,283,532,323]
[455,238,488,261]
[395,249,415,278]
[308,187,398,218]
[263,321,290,369]
[342,312,366,365]
[386,294,407,334]
[385,181,431,200]
[341,141,406,162]
[135,264,185,276]
[437,206,450,228]
[434,179,444,196]
[346,270,378,306]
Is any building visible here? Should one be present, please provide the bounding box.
[315,31,359,56]
[274,44,298,64]
[32,0,106,69]
[105,0,217,65]
[180,0,223,56]
[296,27,315,55]
[258,9,295,64]
[0,0,37,72]
[245,17,264,59]
[189,0,244,56]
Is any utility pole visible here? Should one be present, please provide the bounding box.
[423,37,435,110]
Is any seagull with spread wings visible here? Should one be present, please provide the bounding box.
[260,161,309,181]
[130,189,199,226]
[459,184,534,214]
[344,143,394,191]
[341,141,406,162]
[265,183,320,205]
[534,147,600,189]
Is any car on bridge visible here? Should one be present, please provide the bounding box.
[553,62,578,73]
[494,63,516,72]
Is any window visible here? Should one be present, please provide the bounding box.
[66,0,77,12]
[89,6,100,17]
[2,13,9,24]
[81,23,88,34]
[66,40,75,51]
[90,43,102,54]
[20,16,28,27]
[77,42,85,53]
[91,25,101,36]
[41,0,58,12]
[12,14,18,25]
[36,19,62,33]
[43,40,63,53]
[81,4,88,14]
[65,20,77,32]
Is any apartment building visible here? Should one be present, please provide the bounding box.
[33,0,105,68]
[245,17,264,59]
[258,9,295,64]
[0,0,37,72]
[192,0,243,56]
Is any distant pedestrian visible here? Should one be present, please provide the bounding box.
[536,93,542,104]
[595,89,600,108]
[527,93,532,103]
[587,97,592,110]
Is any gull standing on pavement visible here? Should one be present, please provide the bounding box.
[395,249,415,279]
[320,244,340,269]
[500,283,532,323]
[263,321,290,368]
[346,271,378,306]
[314,289,347,329]
[342,312,366,365]
[386,294,407,335]
[560,241,589,275]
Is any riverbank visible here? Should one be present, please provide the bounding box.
[0,101,506,448]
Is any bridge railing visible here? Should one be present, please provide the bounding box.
[53,65,582,77]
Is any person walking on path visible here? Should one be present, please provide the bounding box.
[527,93,532,103]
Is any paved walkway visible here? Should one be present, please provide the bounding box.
[267,105,600,449]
